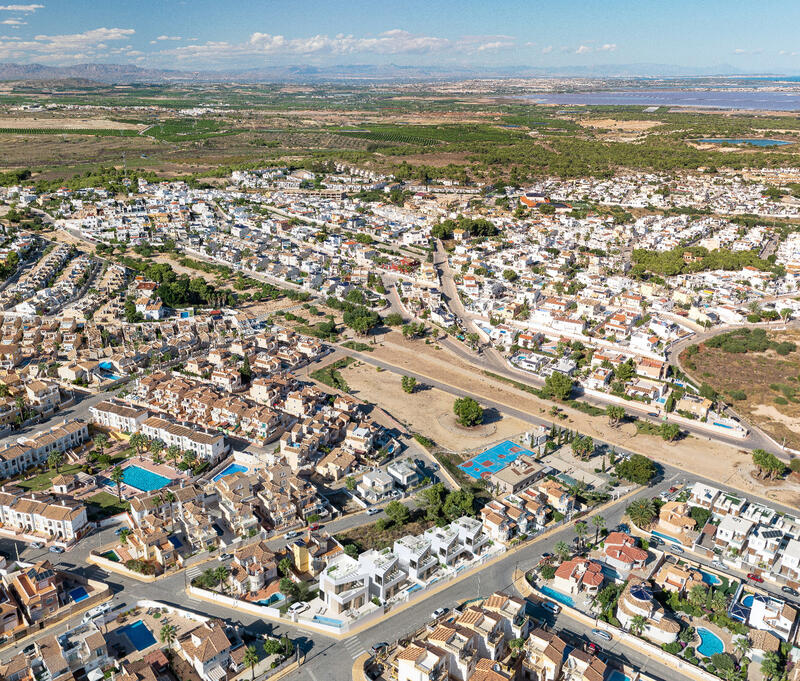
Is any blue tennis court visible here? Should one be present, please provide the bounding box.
[69,587,89,603]
[459,440,533,480]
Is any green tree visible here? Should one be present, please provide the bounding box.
[592,515,606,545]
[733,635,751,661]
[615,359,636,382]
[383,312,404,326]
[508,638,524,657]
[417,482,447,521]
[442,488,475,520]
[163,490,176,532]
[213,565,229,593]
[48,450,64,473]
[345,476,356,491]
[344,544,359,559]
[752,449,785,480]
[166,444,181,465]
[240,354,252,383]
[615,454,657,485]
[760,650,783,681]
[160,623,177,651]
[606,405,625,426]
[575,521,588,551]
[401,375,417,394]
[659,423,681,442]
[626,498,656,528]
[554,541,571,561]
[629,614,647,637]
[453,396,483,427]
[571,435,594,461]
[544,372,574,400]
[279,557,292,577]
[93,433,109,458]
[385,500,411,526]
[540,564,556,580]
[243,645,259,681]
[110,466,125,503]
[149,438,164,459]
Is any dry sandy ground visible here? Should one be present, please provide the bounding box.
[340,359,529,452]
[362,333,800,508]
[0,117,141,130]
[577,118,662,131]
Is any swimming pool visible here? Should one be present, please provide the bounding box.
[119,620,157,651]
[538,585,575,608]
[696,627,724,657]
[256,593,286,607]
[312,615,344,628]
[741,594,754,607]
[700,570,722,586]
[212,462,249,482]
[105,465,172,492]
[69,586,89,603]
[459,440,534,481]
[607,671,631,681]
[650,530,681,544]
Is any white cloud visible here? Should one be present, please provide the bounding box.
[0,17,24,24]
[733,48,747,54]
[576,44,592,54]
[0,26,135,63]
[541,45,553,54]
[599,43,616,52]
[155,35,181,41]
[779,50,798,56]
[0,4,42,11]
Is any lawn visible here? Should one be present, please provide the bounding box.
[17,462,86,491]
[86,491,130,520]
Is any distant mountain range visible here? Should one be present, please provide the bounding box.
[0,61,790,84]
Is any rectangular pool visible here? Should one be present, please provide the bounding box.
[105,465,172,492]
[212,463,249,482]
[118,620,157,651]
[69,586,89,603]
[538,585,575,608]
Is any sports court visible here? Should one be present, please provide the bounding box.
[458,440,534,480]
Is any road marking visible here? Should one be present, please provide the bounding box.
[343,636,367,659]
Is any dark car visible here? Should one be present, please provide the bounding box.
[782,586,799,597]
[371,642,389,656]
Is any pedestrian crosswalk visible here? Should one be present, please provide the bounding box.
[342,636,367,659]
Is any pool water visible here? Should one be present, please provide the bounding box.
[700,571,722,586]
[697,138,790,147]
[538,585,575,608]
[69,586,89,603]
[106,465,172,492]
[650,530,681,544]
[212,462,249,482]
[256,593,286,607]
[313,615,344,627]
[607,672,631,681]
[697,627,724,657]
[741,594,754,607]
[119,620,157,651]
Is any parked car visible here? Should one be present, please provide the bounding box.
[782,586,799,597]
[285,530,301,539]
[649,536,662,546]
[366,508,381,516]
[371,642,389,656]
[431,607,449,619]
[669,486,678,493]
[587,642,597,653]
[28,542,42,550]
[540,601,561,614]
[591,629,612,642]
[669,545,684,554]
[287,602,309,615]
[747,573,764,583]
[48,546,64,554]
[219,553,233,561]
[114,528,126,535]
[23,643,36,656]
[309,522,321,531]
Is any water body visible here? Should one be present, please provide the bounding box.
[525,89,800,111]
[696,138,791,146]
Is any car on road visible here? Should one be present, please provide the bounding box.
[540,601,561,614]
[782,586,799,597]
[649,536,662,546]
[647,412,659,417]
[114,528,126,535]
[48,546,64,554]
[28,542,43,550]
[614,524,630,534]
[309,522,321,531]
[431,607,449,619]
[430,463,439,471]
[669,486,678,493]
[747,573,764,583]
[23,643,36,656]
[284,530,301,539]
[591,629,612,641]
[219,553,233,561]
[669,545,684,554]
[370,642,389,656]
[366,508,381,515]
[711,560,724,569]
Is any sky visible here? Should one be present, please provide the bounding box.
[0,0,799,73]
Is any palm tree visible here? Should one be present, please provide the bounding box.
[166,445,180,465]
[629,614,647,637]
[164,490,176,533]
[110,466,125,503]
[733,635,751,662]
[626,498,656,529]
[48,451,64,473]
[710,589,728,615]
[575,521,588,551]
[592,515,606,545]
[149,438,164,460]
[213,565,229,594]
[159,623,177,651]
[688,584,708,609]
[94,433,109,458]
[761,650,782,681]
[243,645,259,681]
[554,541,571,562]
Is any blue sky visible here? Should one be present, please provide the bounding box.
[1,1,799,72]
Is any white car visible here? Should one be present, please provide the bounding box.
[366,508,381,515]
[287,601,309,615]
[431,607,449,619]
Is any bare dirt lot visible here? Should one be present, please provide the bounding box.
[577,118,663,131]
[0,117,142,130]
[357,331,800,508]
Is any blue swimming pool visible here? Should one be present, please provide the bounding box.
[538,585,575,608]
[212,463,249,482]
[697,627,724,657]
[700,570,722,586]
[69,586,89,603]
[459,440,534,481]
[650,530,681,544]
[312,615,344,628]
[741,594,754,607]
[256,593,286,607]
[119,620,157,651]
[607,671,631,681]
[105,465,172,492]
